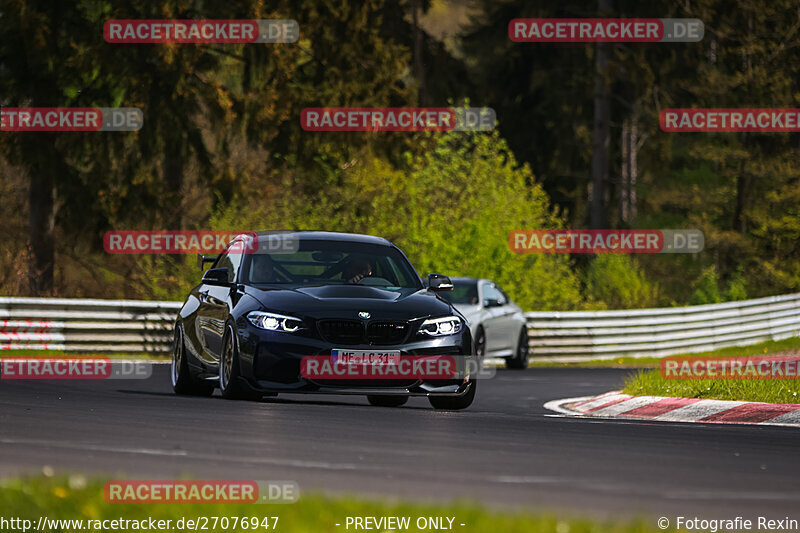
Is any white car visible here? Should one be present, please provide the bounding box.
[440,277,529,369]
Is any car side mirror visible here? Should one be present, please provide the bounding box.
[427,273,453,292]
[202,267,232,287]
[484,298,502,308]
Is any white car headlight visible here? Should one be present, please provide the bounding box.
[419,316,462,337]
[247,311,303,332]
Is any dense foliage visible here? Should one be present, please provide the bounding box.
[1,0,798,310]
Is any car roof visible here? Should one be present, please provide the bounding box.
[245,231,394,246]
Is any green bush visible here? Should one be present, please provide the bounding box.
[128,255,198,302]
[723,267,748,301]
[689,266,723,305]
[584,254,660,310]
[212,131,584,310]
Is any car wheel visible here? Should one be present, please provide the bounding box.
[220,323,262,401]
[505,327,529,369]
[171,324,214,397]
[428,380,476,410]
[367,395,409,407]
[474,327,486,359]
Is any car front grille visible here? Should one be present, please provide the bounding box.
[366,321,409,345]
[317,319,410,345]
[318,320,364,345]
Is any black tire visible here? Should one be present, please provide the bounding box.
[171,324,214,397]
[219,323,262,401]
[367,395,409,407]
[474,327,486,359]
[505,327,530,369]
[428,380,476,410]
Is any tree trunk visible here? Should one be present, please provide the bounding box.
[733,168,748,233]
[620,106,640,224]
[620,118,630,223]
[629,116,638,222]
[163,135,185,228]
[590,0,612,229]
[412,0,428,106]
[28,169,55,295]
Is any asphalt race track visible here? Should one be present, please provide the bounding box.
[2,365,799,518]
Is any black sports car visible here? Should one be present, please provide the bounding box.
[171,231,476,409]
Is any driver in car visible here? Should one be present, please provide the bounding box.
[250,253,277,283]
[342,258,372,284]
[465,285,479,305]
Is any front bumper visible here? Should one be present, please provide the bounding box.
[236,318,473,396]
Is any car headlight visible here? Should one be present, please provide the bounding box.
[247,311,303,332]
[419,316,462,337]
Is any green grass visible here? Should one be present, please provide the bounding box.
[623,369,800,404]
[528,336,800,368]
[528,357,663,368]
[0,476,677,533]
[622,338,800,404]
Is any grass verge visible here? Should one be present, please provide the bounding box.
[623,370,800,404]
[1,475,675,533]
[622,338,800,404]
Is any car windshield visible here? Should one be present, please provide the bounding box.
[439,280,479,305]
[241,239,422,290]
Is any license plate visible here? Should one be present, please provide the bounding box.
[332,349,401,366]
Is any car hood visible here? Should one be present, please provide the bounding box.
[243,284,456,321]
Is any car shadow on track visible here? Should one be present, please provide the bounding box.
[257,396,431,410]
[117,389,176,397]
[117,389,432,410]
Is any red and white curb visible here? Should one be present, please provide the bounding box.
[544,391,800,427]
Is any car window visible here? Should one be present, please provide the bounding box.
[439,281,479,305]
[482,283,504,306]
[497,286,511,305]
[240,239,422,289]
[213,240,244,283]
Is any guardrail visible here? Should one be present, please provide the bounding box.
[526,293,800,360]
[0,297,180,353]
[1,293,799,358]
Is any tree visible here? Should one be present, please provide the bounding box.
[590,0,612,229]
[212,130,584,310]
[0,1,108,294]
